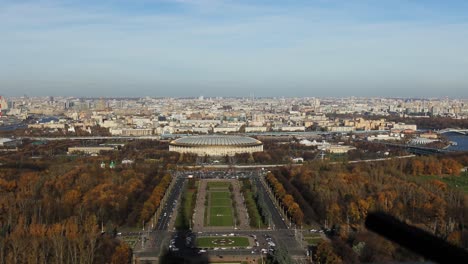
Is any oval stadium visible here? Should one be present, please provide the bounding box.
[169,135,263,156]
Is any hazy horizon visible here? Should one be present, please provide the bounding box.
[1,0,468,98]
[3,95,468,101]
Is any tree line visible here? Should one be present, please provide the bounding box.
[265,172,305,225]
[267,154,468,263]
[0,139,179,263]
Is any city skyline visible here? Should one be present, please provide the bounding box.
[1,0,468,97]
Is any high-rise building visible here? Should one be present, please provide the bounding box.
[0,96,8,116]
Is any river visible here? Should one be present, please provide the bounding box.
[445,132,468,151]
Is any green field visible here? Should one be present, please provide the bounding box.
[417,174,468,193]
[196,236,250,248]
[210,206,234,226]
[207,181,231,189]
[211,198,232,207]
[206,181,235,227]
[209,191,234,226]
[211,191,231,199]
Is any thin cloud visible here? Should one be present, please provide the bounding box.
[0,0,467,97]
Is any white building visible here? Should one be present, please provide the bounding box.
[169,135,263,156]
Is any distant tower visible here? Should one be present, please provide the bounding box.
[0,96,8,117]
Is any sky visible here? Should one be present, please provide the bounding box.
[1,0,468,98]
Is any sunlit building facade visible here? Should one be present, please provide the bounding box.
[169,135,263,156]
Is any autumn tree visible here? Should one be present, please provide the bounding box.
[111,243,131,264]
[313,241,343,264]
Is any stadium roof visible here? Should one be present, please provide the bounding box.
[170,135,261,147]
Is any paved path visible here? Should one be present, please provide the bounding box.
[180,155,417,170]
[230,179,250,230]
[193,180,207,232]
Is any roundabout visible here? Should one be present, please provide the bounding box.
[196,236,251,248]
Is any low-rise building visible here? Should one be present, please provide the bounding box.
[121,128,153,136]
[367,133,404,142]
[327,126,355,133]
[213,125,240,133]
[280,126,306,132]
[245,126,268,132]
[28,123,66,129]
[68,146,116,155]
[392,123,417,131]
[318,144,356,154]
[420,132,438,139]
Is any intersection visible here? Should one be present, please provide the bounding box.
[130,170,309,263]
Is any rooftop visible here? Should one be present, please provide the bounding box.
[170,135,261,146]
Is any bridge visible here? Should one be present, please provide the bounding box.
[437,128,468,135]
[382,143,455,155]
[18,135,161,141]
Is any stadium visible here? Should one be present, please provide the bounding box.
[169,135,263,156]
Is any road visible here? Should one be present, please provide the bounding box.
[19,136,161,140]
[131,176,185,258]
[168,229,305,260]
[133,170,307,263]
[181,164,300,169]
[155,176,185,230]
[251,173,289,230]
[180,154,417,170]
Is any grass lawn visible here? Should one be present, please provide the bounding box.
[241,179,267,228]
[417,174,468,194]
[175,188,196,230]
[211,191,231,200]
[210,206,233,226]
[304,236,323,246]
[206,183,236,227]
[207,181,231,189]
[196,236,250,248]
[211,198,232,207]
